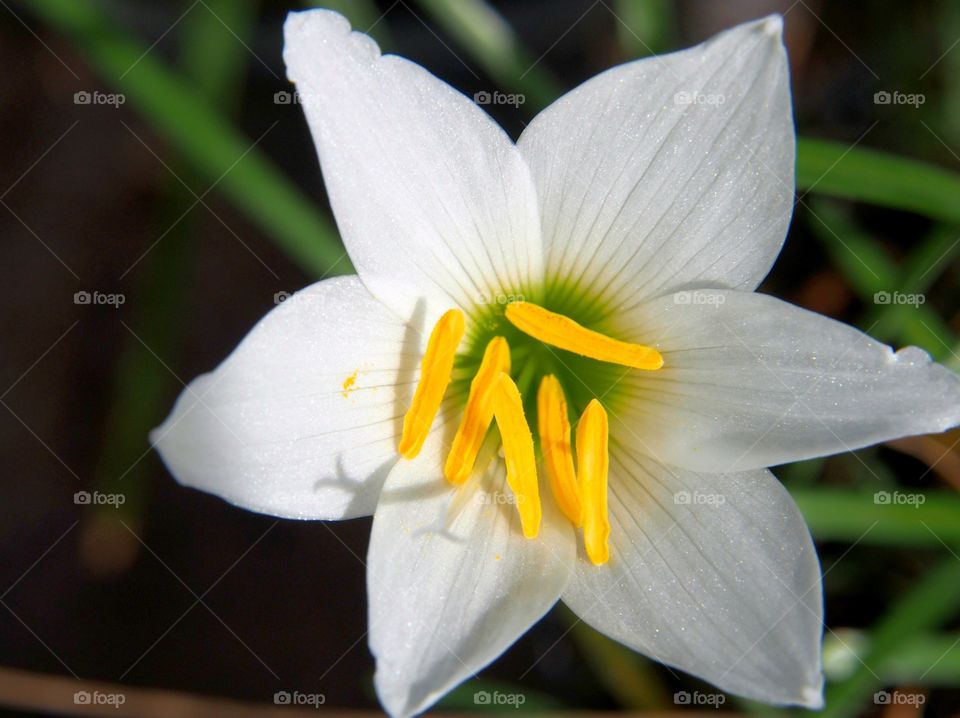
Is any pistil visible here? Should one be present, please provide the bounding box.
[537,375,582,526]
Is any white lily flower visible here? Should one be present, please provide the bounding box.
[152,9,960,717]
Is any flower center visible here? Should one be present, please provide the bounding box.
[396,298,663,565]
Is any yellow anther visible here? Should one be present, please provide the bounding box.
[398,309,465,459]
[505,301,663,370]
[577,399,610,565]
[491,373,541,539]
[444,337,511,485]
[537,375,582,526]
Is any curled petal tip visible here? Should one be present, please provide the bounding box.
[800,681,825,710]
[751,14,783,41]
[759,14,783,37]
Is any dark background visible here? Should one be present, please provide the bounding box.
[1,0,958,715]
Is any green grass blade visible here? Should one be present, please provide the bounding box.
[882,633,960,685]
[821,558,960,718]
[805,201,897,293]
[806,200,958,356]
[82,1,265,574]
[180,0,260,107]
[23,0,348,275]
[900,223,960,295]
[792,488,960,547]
[798,138,960,225]
[613,0,675,58]
[565,611,671,710]
[411,0,562,112]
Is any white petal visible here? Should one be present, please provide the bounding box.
[368,434,575,718]
[615,290,960,471]
[283,10,542,322]
[518,16,793,307]
[151,276,421,520]
[563,451,823,707]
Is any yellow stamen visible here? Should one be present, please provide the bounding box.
[505,301,663,370]
[577,399,610,565]
[537,375,582,526]
[491,373,541,538]
[341,370,358,398]
[398,309,465,459]
[444,337,511,485]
